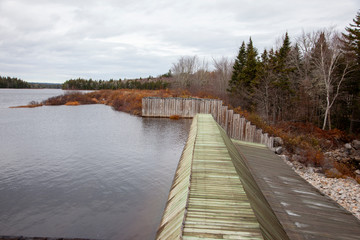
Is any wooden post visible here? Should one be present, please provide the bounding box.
[262,133,268,146]
[250,125,256,142]
[268,136,274,149]
[199,99,205,113]
[245,122,251,142]
[184,99,190,117]
[221,106,228,131]
[239,118,245,141]
[191,99,197,117]
[142,98,146,116]
[210,100,216,120]
[227,110,234,137]
[217,100,222,123]
[255,129,262,143]
[232,114,240,140]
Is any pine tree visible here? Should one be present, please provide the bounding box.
[343,11,360,65]
[275,32,292,90]
[278,32,291,63]
[229,38,259,110]
[229,41,246,92]
[341,10,360,132]
[243,37,259,90]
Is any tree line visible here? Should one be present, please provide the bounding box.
[62,78,170,90]
[171,11,360,133]
[0,76,63,89]
[0,76,31,88]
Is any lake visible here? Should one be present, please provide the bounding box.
[0,89,191,239]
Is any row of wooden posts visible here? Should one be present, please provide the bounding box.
[142,97,274,149]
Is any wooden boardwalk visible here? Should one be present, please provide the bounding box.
[233,140,360,240]
[157,114,360,240]
[156,114,288,239]
[184,115,263,239]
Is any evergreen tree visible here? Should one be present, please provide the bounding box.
[243,37,259,90]
[343,11,360,65]
[341,10,360,132]
[229,38,259,110]
[0,76,31,88]
[275,32,293,90]
[229,41,246,92]
[278,32,291,64]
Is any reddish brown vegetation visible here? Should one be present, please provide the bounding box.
[233,106,357,175]
[11,100,43,108]
[10,103,43,108]
[333,162,356,178]
[45,92,98,105]
[41,89,199,116]
[169,115,181,120]
[65,101,80,106]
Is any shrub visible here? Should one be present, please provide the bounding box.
[333,162,356,178]
[325,168,343,178]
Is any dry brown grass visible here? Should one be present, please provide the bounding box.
[10,104,43,108]
[39,89,201,116]
[333,162,356,178]
[169,115,181,120]
[65,101,80,106]
[10,100,43,108]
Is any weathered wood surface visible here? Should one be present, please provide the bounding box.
[157,115,360,239]
[156,115,197,239]
[233,140,360,240]
[156,114,289,240]
[142,97,274,149]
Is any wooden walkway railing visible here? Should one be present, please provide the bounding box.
[142,97,274,149]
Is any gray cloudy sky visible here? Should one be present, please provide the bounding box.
[0,0,358,83]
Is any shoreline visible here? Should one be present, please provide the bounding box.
[283,157,360,220]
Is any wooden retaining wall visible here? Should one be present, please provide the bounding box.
[142,97,274,149]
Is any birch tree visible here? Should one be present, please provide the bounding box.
[311,30,353,130]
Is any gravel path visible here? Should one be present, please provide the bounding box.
[282,158,360,221]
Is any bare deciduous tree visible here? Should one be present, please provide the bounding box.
[311,30,354,129]
[212,57,233,97]
[171,56,199,88]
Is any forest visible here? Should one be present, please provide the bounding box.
[0,76,31,88]
[0,76,62,89]
[62,78,169,90]
[170,11,360,134]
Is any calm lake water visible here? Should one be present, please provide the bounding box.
[0,89,191,239]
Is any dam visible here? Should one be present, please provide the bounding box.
[154,112,360,239]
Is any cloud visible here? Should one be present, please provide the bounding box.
[0,0,358,82]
